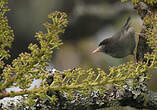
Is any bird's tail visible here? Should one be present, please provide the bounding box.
[123,16,131,30]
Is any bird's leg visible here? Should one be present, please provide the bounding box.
[131,50,137,63]
[133,53,137,63]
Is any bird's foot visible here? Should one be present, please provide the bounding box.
[136,33,145,37]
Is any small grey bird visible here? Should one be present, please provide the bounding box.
[92,17,136,58]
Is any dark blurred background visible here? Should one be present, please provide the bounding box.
[6,1,157,109]
[7,0,142,69]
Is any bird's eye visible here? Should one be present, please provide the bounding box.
[99,42,105,46]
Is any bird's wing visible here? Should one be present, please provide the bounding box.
[119,16,135,40]
[120,27,135,40]
[109,17,131,41]
[122,16,131,30]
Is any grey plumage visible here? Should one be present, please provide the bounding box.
[93,17,136,58]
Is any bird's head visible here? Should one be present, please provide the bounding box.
[92,39,108,54]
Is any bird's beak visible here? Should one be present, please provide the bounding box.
[92,46,102,54]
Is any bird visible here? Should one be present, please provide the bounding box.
[92,17,136,58]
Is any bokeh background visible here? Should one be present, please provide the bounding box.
[7,0,142,69]
[6,1,157,109]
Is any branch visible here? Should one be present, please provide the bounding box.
[1,81,157,110]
